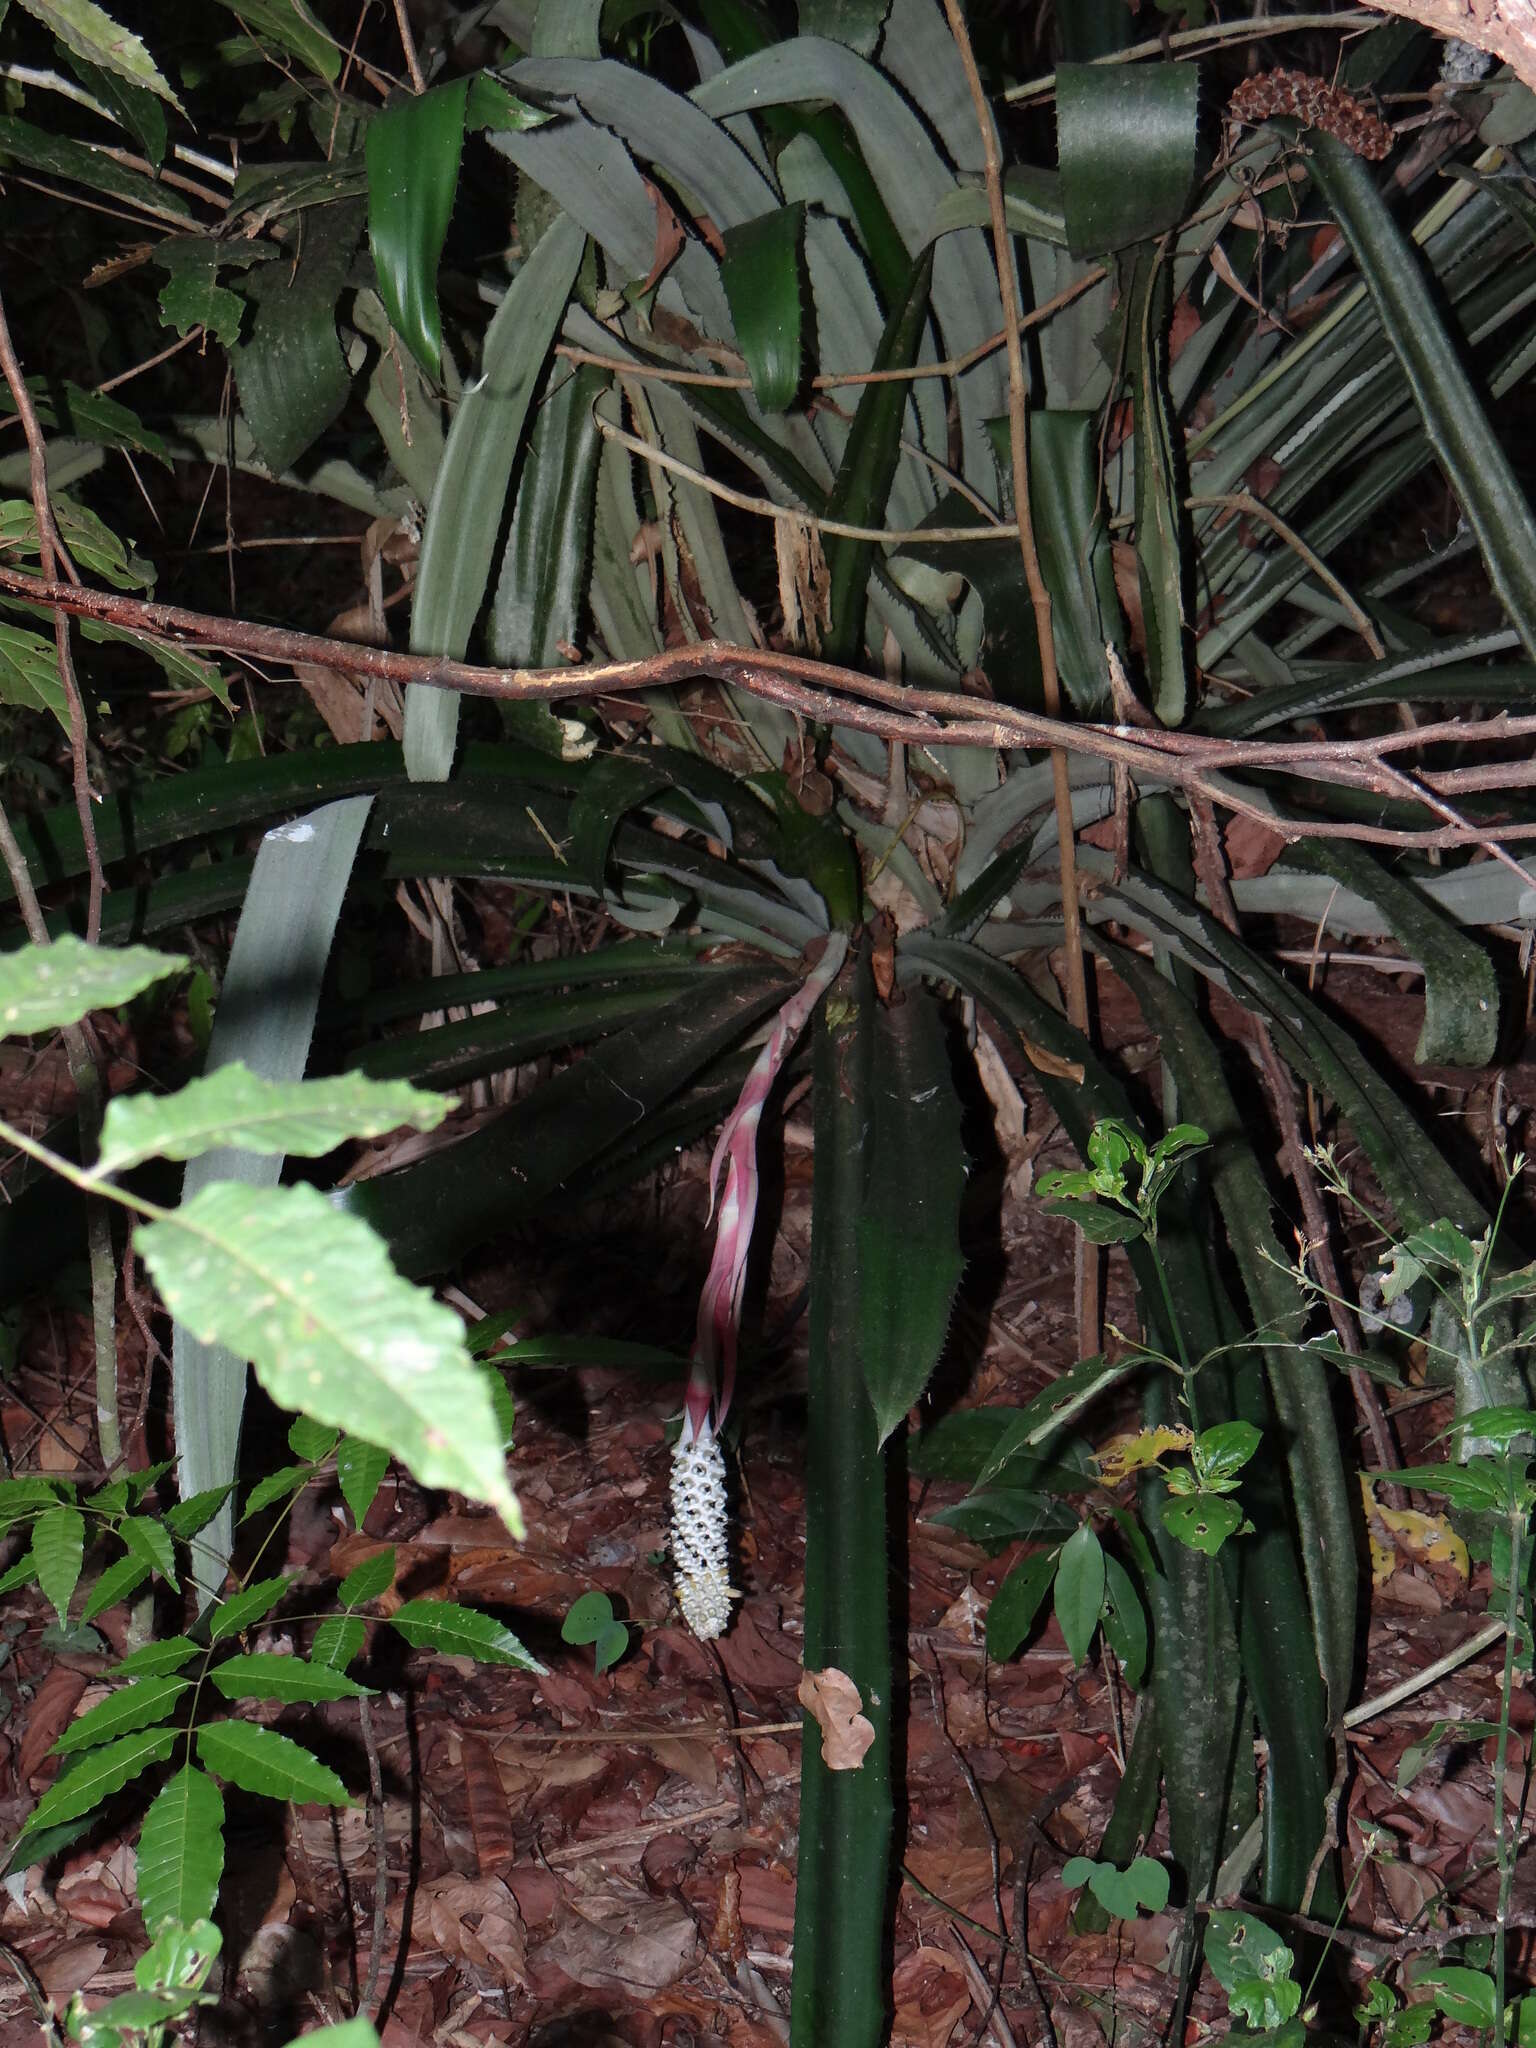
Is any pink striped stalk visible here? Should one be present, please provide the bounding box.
[671,931,848,1639]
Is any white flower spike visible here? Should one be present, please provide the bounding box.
[670,1417,733,1640]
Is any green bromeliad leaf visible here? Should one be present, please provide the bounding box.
[387,1598,545,1671]
[99,1066,451,1176]
[366,79,469,376]
[720,202,806,413]
[0,937,184,1038]
[136,1766,225,1932]
[195,1720,352,1805]
[137,1182,522,1535]
[1056,60,1200,255]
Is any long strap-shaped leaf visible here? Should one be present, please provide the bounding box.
[404,215,586,780]
[794,945,892,2048]
[1307,132,1536,660]
[175,795,374,1606]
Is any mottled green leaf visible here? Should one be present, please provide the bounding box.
[137,1183,522,1534]
[0,937,182,1038]
[99,1065,450,1175]
[229,201,362,473]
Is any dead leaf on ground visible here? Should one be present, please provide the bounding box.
[798,1667,876,1770]
[532,1887,696,1993]
[891,1945,972,2048]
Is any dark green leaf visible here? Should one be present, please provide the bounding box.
[720,202,805,412]
[336,1436,390,1527]
[1160,1493,1244,1556]
[339,1547,396,1607]
[229,201,362,474]
[1100,1554,1147,1689]
[208,1573,293,1643]
[561,1590,615,1646]
[857,984,965,1443]
[366,79,469,375]
[985,1547,1059,1661]
[1053,1522,1105,1667]
[164,1487,232,1543]
[1057,60,1200,255]
[821,249,934,664]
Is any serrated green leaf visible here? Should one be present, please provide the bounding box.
[119,1516,177,1587]
[311,1615,365,1671]
[195,1720,352,1804]
[87,1479,130,1515]
[0,936,184,1037]
[338,1547,395,1607]
[79,1552,153,1623]
[208,1573,292,1643]
[0,1475,62,1530]
[208,1652,372,1704]
[18,0,183,106]
[366,78,468,375]
[136,1766,224,1933]
[985,1546,1059,1662]
[164,1486,232,1543]
[53,1676,188,1755]
[240,1463,314,1521]
[136,1182,522,1535]
[112,1636,200,1677]
[387,1597,545,1671]
[208,0,339,81]
[0,1554,38,1596]
[0,114,190,222]
[1053,1522,1105,1668]
[720,201,805,413]
[0,622,67,729]
[99,1066,451,1176]
[336,1435,390,1528]
[153,239,246,345]
[16,1726,176,1841]
[1057,61,1199,256]
[288,1414,339,1462]
[31,1505,84,1625]
[52,47,167,162]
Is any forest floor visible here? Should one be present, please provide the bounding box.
[0,944,1530,2048]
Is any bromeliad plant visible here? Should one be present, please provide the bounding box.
[3,0,1536,2038]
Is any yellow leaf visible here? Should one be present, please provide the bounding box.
[1358,1473,1469,1584]
[1096,1424,1193,1486]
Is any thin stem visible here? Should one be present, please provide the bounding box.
[1492,1513,1525,2041]
[0,284,105,942]
[391,0,426,91]
[356,1694,392,2018]
[1004,11,1381,102]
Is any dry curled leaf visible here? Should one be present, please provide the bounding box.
[798,1665,877,1771]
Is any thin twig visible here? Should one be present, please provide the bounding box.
[0,289,105,941]
[1190,492,1386,660]
[356,1695,391,2020]
[4,567,1536,858]
[391,0,427,92]
[1343,1616,1507,1727]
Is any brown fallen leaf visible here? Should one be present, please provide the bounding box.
[798,1667,876,1771]
[1020,1036,1084,1084]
